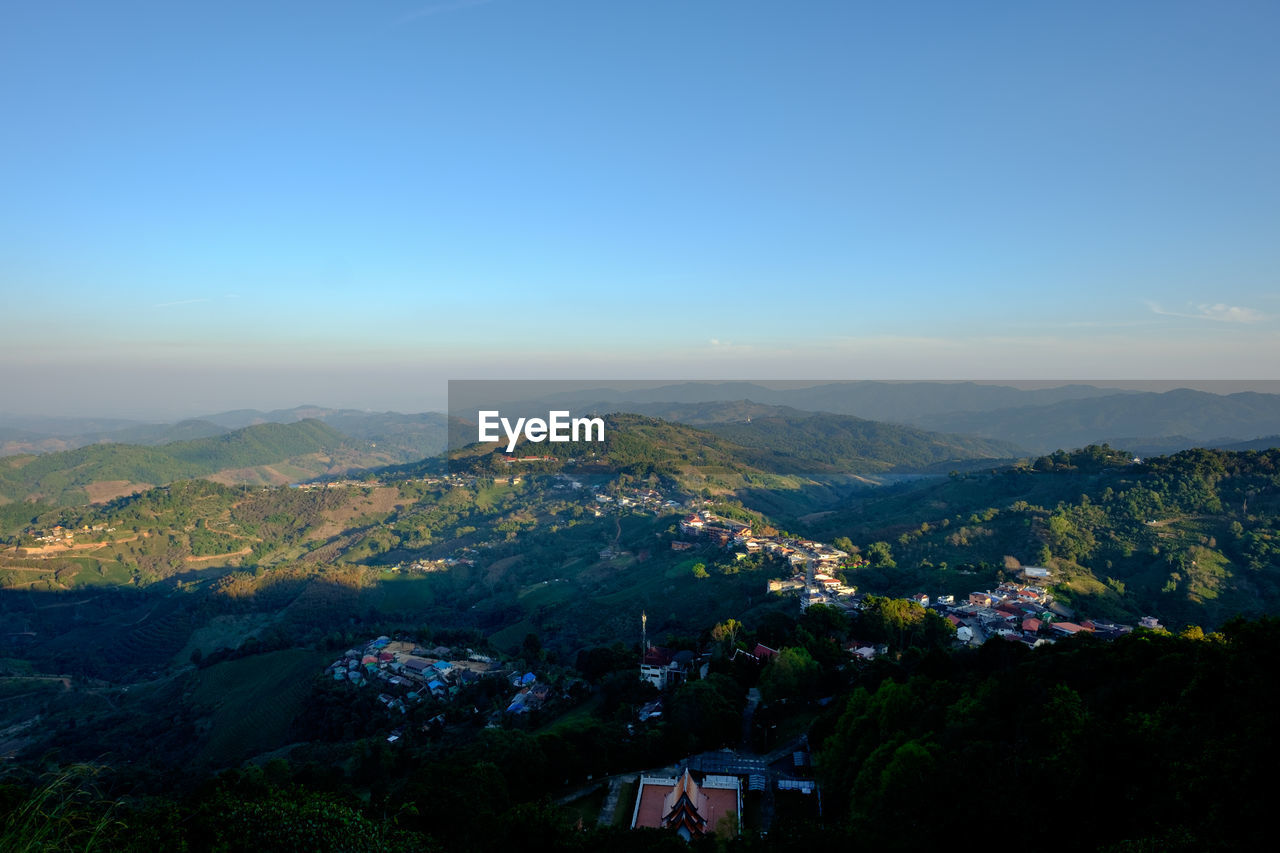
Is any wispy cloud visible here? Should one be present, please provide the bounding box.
[700,338,763,356]
[398,0,495,24]
[154,294,244,309]
[153,298,211,308]
[1146,301,1268,324]
[1055,319,1164,329]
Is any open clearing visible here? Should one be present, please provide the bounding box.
[84,480,153,503]
[184,547,253,564]
[307,486,405,541]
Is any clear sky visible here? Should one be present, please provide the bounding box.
[2,1,1277,417]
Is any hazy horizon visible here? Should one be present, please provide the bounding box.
[4,379,1280,424]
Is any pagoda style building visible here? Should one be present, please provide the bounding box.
[630,768,741,840]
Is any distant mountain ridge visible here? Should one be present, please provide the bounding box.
[450,408,1022,487]
[0,406,448,462]
[533,380,1129,420]
[915,389,1280,453]
[594,401,1026,470]
[488,381,1280,455]
[701,409,1023,473]
[7,381,1280,473]
[1216,435,1280,452]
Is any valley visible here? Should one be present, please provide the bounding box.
[1,394,1279,850]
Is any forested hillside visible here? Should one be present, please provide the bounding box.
[804,446,1280,629]
[2,427,1279,850]
[0,420,355,504]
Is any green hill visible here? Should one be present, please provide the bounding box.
[0,420,348,505]
[696,407,1023,473]
[452,408,1021,479]
[449,412,834,496]
[198,406,448,461]
[802,445,1280,629]
[3,433,1280,852]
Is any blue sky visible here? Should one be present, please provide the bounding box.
[2,1,1277,417]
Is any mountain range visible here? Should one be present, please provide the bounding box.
[0,407,448,462]
[5,382,1280,507]
[472,381,1280,455]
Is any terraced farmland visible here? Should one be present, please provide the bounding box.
[33,597,196,681]
[190,648,329,767]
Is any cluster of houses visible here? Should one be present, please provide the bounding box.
[614,489,686,507]
[396,554,476,574]
[296,473,477,490]
[938,580,1064,646]
[761,553,1168,654]
[640,646,697,690]
[655,518,864,609]
[498,454,557,464]
[677,510,861,576]
[323,636,571,728]
[852,572,1162,656]
[929,574,1165,648]
[589,484,684,519]
[504,671,549,714]
[324,636,501,712]
[677,511,752,548]
[290,479,370,491]
[672,509,874,613]
[663,506,1164,653]
[22,523,113,546]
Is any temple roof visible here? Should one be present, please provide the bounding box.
[662,770,708,837]
[632,768,740,838]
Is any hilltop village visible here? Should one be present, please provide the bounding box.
[2,441,1259,848]
[314,483,1170,841]
[325,637,502,717]
[324,633,576,734]
[673,505,1160,653]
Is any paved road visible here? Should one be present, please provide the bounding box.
[596,773,638,826]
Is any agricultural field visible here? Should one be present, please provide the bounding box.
[189,648,329,766]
